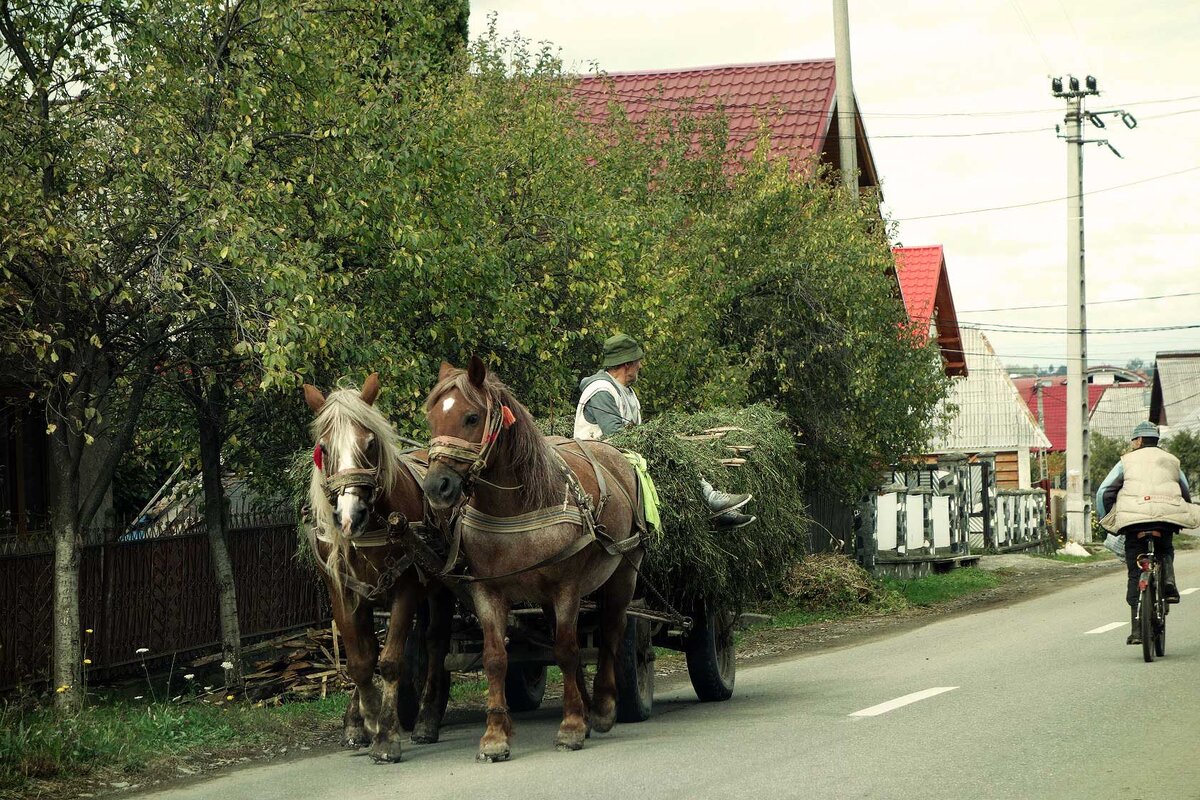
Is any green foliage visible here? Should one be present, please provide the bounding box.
[601,404,811,609]
[880,567,1002,606]
[1090,433,1130,493]
[1166,430,1200,489]
[0,694,346,795]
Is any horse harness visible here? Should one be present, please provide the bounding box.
[307,454,430,603]
[417,393,645,585]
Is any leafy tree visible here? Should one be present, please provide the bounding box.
[1089,433,1129,495]
[1166,429,1200,489]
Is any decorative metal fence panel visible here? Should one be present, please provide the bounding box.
[0,520,327,690]
[855,454,1051,572]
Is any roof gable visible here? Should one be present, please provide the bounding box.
[1013,377,1108,451]
[1150,351,1200,426]
[929,329,1050,453]
[574,60,878,188]
[892,245,966,378]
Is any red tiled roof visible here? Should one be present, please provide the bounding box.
[892,246,966,377]
[1013,378,1108,451]
[574,60,876,184]
[892,246,943,326]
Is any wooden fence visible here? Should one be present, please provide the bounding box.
[0,518,326,690]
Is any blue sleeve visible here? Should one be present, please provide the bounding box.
[1095,462,1124,517]
[1181,470,1191,503]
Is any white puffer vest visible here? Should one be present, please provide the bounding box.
[1102,446,1200,533]
[573,378,641,440]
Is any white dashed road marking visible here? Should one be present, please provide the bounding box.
[1180,588,1199,596]
[850,687,959,718]
[1085,622,1126,635]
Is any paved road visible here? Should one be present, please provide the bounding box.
[141,552,1200,800]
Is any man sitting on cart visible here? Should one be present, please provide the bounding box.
[573,333,756,530]
[1095,420,1198,644]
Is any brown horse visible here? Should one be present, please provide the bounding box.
[422,357,644,762]
[303,373,453,763]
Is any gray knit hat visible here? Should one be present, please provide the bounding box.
[1131,420,1159,440]
[601,334,644,368]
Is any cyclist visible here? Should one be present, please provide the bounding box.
[1095,420,1198,644]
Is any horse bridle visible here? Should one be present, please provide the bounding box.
[427,392,509,494]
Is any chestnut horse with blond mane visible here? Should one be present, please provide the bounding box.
[303,373,453,763]
[423,357,644,762]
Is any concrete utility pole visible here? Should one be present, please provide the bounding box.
[1051,75,1136,542]
[832,0,858,195]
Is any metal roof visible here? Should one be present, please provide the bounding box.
[928,328,1051,453]
[1089,383,1151,440]
[1151,352,1200,427]
[892,245,967,377]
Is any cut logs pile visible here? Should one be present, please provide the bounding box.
[241,627,350,702]
[190,626,352,704]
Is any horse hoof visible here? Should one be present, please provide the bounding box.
[411,731,440,745]
[590,710,616,734]
[555,728,586,751]
[369,740,404,764]
[343,731,370,749]
[476,748,511,763]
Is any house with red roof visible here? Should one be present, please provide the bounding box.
[1012,378,1108,452]
[894,246,1049,489]
[574,59,879,189]
[892,245,967,378]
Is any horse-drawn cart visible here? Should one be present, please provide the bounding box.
[418,590,737,723]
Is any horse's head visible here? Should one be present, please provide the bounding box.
[423,356,499,509]
[303,373,395,539]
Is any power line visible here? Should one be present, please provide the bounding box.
[957,290,1200,314]
[572,82,1200,118]
[893,164,1200,221]
[957,321,1200,335]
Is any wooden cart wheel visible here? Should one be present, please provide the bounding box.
[685,603,736,702]
[504,663,548,712]
[615,617,654,722]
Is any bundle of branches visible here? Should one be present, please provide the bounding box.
[600,404,811,611]
[782,553,891,611]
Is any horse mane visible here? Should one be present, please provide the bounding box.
[426,369,562,510]
[307,387,404,595]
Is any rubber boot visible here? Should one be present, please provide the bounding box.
[1163,558,1180,604]
[1127,607,1141,645]
[700,478,752,516]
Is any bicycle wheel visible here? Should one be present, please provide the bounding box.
[1155,569,1167,658]
[1140,584,1156,663]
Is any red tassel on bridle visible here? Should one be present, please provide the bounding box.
[501,405,516,429]
[313,444,323,471]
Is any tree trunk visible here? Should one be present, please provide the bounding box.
[197,398,244,688]
[48,428,82,710]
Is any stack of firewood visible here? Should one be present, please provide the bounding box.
[190,627,351,704]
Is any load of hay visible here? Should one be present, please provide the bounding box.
[600,404,811,611]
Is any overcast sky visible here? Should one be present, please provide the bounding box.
[469,1,1200,370]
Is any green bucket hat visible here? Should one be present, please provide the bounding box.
[602,334,644,369]
[1131,420,1159,441]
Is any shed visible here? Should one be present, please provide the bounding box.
[1150,351,1200,430]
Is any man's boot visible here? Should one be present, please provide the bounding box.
[1127,607,1141,645]
[700,478,752,516]
[1163,558,1181,604]
[713,510,756,530]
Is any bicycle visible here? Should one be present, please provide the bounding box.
[1135,529,1169,662]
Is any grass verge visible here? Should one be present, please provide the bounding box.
[0,694,346,799]
[880,567,1003,607]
